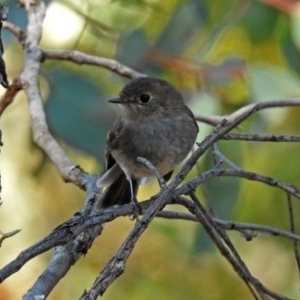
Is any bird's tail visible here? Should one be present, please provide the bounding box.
[97,165,139,209]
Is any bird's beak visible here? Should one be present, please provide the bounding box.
[108,97,121,104]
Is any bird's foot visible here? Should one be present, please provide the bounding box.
[130,197,142,222]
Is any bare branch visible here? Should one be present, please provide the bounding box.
[2,21,26,45]
[137,157,166,186]
[222,133,300,142]
[185,193,261,299]
[0,229,21,247]
[157,210,300,243]
[0,78,23,116]
[42,49,145,79]
[177,168,300,200]
[2,3,300,298]
[23,225,103,300]
[21,174,103,299]
[0,192,140,284]
[80,181,177,299]
[177,196,294,300]
[194,98,300,126]
[175,100,299,190]
[286,192,300,286]
[19,1,87,187]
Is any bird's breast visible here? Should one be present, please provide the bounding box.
[109,114,198,179]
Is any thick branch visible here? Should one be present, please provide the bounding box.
[19,1,86,187]
[22,175,103,299]
[0,196,139,283]
[80,182,176,299]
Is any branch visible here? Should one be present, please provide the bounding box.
[137,157,166,186]
[177,196,294,300]
[194,98,300,126]
[0,78,23,116]
[0,194,145,283]
[42,49,145,79]
[157,210,300,243]
[2,21,26,46]
[173,100,300,190]
[286,192,300,286]
[222,133,300,142]
[184,193,262,299]
[176,168,300,200]
[0,229,21,247]
[22,174,103,299]
[22,224,103,300]
[80,180,177,299]
[19,2,87,187]
[79,106,274,298]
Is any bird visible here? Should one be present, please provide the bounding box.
[97,77,199,209]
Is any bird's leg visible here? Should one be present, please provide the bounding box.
[129,178,141,220]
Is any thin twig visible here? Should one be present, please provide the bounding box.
[178,196,294,300]
[42,49,145,79]
[186,193,261,300]
[137,157,166,187]
[0,229,21,247]
[212,143,240,169]
[174,100,300,191]
[2,21,26,45]
[157,210,300,243]
[176,168,300,200]
[192,145,216,215]
[194,98,300,126]
[0,78,23,116]
[286,192,300,286]
[222,133,300,142]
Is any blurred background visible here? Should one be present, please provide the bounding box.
[1,0,300,299]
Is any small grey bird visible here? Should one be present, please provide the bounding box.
[97,77,199,209]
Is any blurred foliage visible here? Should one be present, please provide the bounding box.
[1,0,300,299]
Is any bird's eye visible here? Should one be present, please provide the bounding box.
[139,94,150,103]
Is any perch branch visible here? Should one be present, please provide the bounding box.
[137,157,166,186]
[80,180,177,299]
